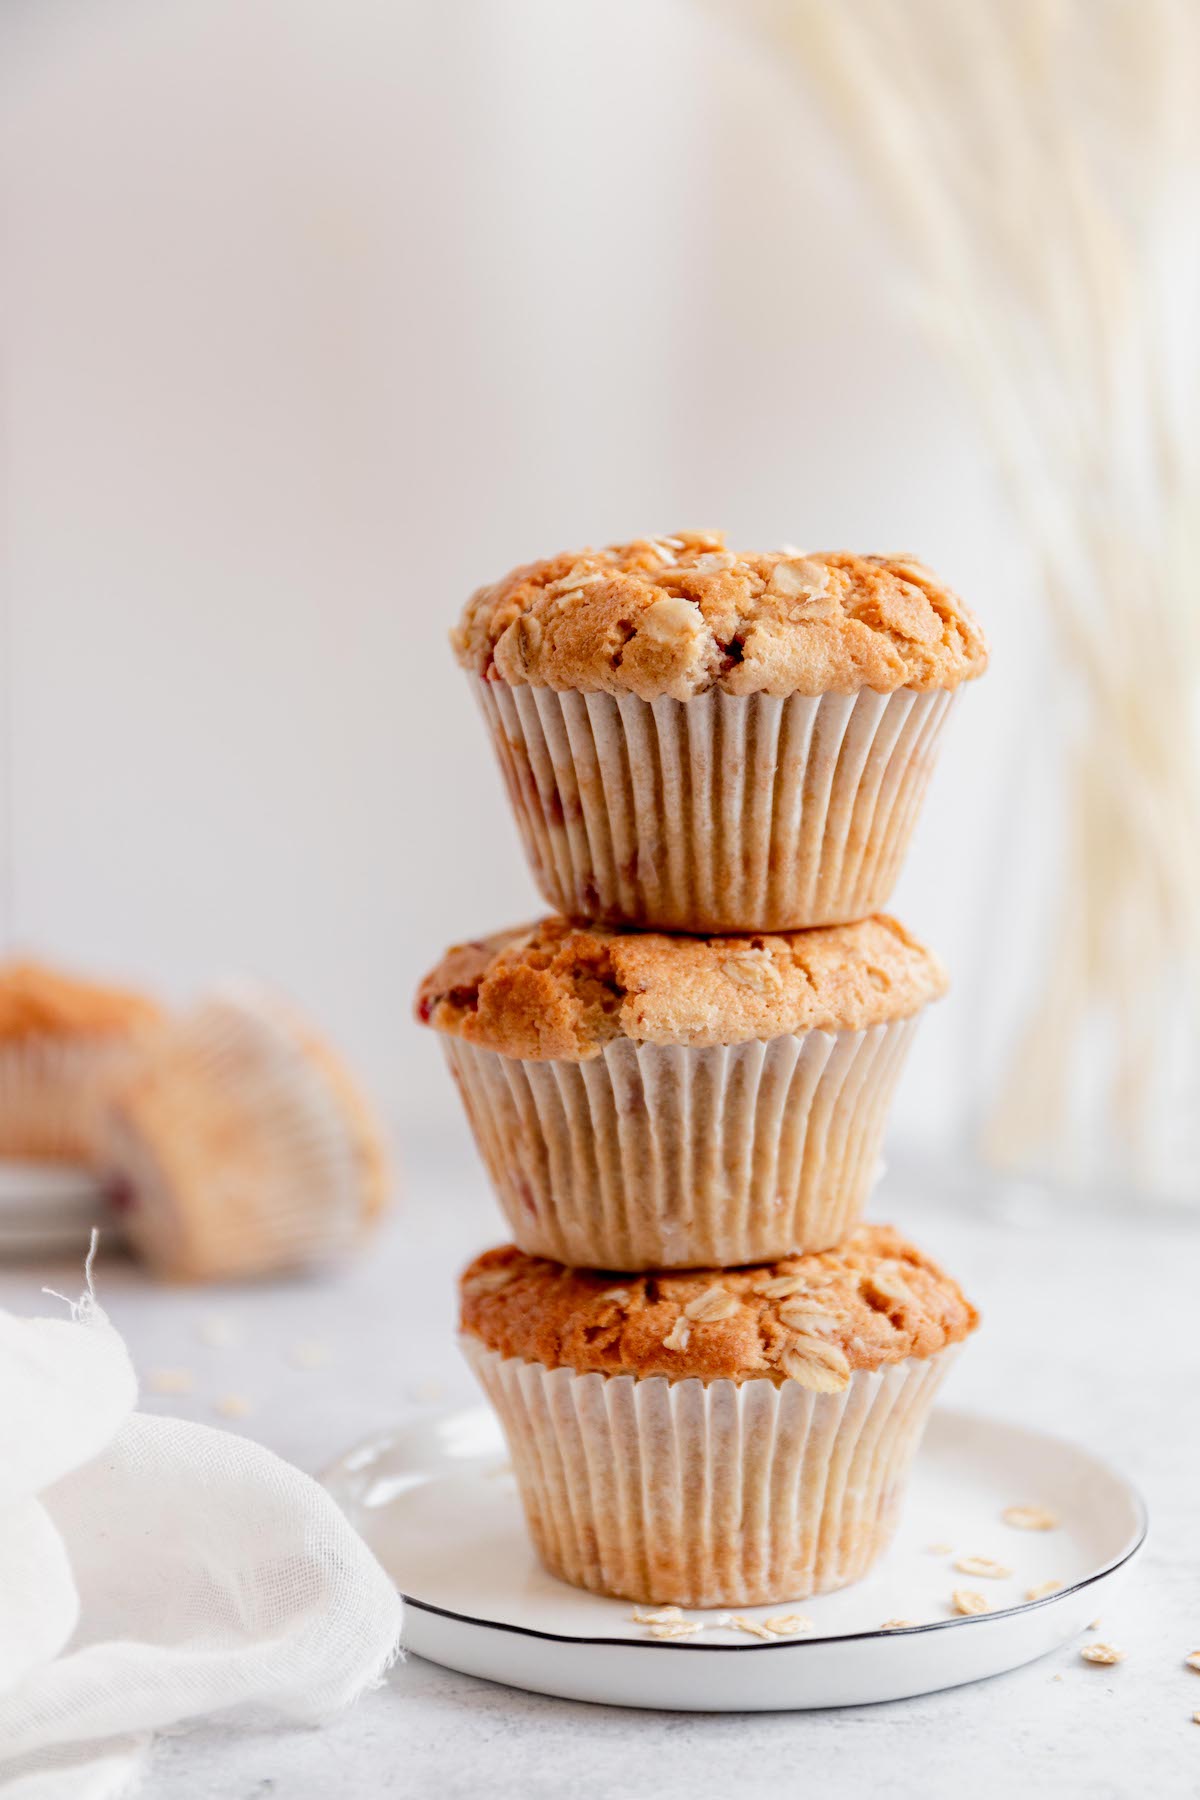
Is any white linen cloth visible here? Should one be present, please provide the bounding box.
[0,1253,402,1796]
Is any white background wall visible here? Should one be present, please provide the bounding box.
[0,0,1041,1157]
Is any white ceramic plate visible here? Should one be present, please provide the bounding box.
[324,1404,1146,1711]
[0,1161,121,1256]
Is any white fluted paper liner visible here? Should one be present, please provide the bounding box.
[462,1338,959,1606]
[477,682,954,931]
[444,1017,917,1268]
[0,1038,140,1164]
[100,986,386,1281]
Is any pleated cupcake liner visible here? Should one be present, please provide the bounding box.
[477,682,954,932]
[462,1338,958,1608]
[0,1037,143,1165]
[100,986,379,1281]
[444,1017,917,1269]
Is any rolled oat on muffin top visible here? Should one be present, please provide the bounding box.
[416,913,947,1060]
[453,532,988,700]
[460,1226,979,1390]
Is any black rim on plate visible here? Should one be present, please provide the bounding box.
[328,1405,1149,1652]
[400,1518,1148,1651]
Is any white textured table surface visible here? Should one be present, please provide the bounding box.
[3,1145,1197,1799]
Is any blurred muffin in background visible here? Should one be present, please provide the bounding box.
[0,959,162,1163]
[100,983,390,1282]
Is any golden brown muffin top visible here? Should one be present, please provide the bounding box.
[460,1227,979,1388]
[0,959,161,1044]
[416,914,946,1060]
[453,532,987,700]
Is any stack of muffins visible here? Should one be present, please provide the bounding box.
[418,532,988,1609]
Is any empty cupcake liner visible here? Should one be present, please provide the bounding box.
[476,682,954,932]
[462,1338,958,1607]
[444,1018,917,1269]
[0,1037,142,1164]
[100,985,386,1281]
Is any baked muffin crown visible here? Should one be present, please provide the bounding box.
[0,959,161,1043]
[460,1226,979,1387]
[416,914,947,1060]
[453,533,987,700]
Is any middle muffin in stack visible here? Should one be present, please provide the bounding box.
[419,532,987,1608]
[418,914,945,1270]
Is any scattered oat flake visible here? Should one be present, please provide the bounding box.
[197,1314,242,1350]
[779,1336,851,1392]
[1081,1642,1124,1666]
[1193,1710,1200,1726]
[768,557,829,600]
[1185,1651,1200,1673]
[1003,1504,1059,1531]
[1026,1580,1064,1601]
[632,1606,682,1624]
[722,951,783,994]
[647,1620,701,1639]
[952,1589,990,1616]
[864,1262,916,1308]
[1088,1618,1102,1631]
[764,1615,815,1635]
[662,1316,691,1352]
[408,1378,446,1403]
[288,1338,331,1370]
[148,1367,194,1395]
[954,1554,1012,1579]
[880,1619,917,1629]
[730,1615,777,1641]
[777,1302,839,1334]
[927,1542,953,1555]
[465,1266,516,1294]
[214,1393,253,1419]
[684,1286,739,1324]
[546,565,603,594]
[756,1275,810,1299]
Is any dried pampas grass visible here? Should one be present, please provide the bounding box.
[719,0,1200,1193]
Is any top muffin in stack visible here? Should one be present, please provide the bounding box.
[453,531,987,933]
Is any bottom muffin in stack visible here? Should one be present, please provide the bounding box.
[459,1227,978,1608]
